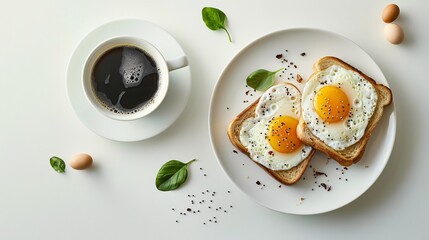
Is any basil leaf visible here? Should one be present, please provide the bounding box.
[202,7,232,42]
[246,68,283,91]
[156,159,196,191]
[50,156,65,173]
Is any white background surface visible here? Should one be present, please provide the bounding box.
[0,0,427,239]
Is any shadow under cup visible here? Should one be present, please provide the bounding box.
[82,36,187,121]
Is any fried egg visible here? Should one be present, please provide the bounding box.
[240,83,312,171]
[301,64,378,150]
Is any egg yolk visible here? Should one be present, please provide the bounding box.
[314,86,350,123]
[267,116,301,153]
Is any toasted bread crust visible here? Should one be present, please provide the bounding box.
[227,84,315,185]
[296,56,393,166]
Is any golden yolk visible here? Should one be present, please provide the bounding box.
[267,116,301,153]
[314,86,350,123]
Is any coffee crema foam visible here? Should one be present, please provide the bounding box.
[120,47,157,88]
[91,45,161,115]
[95,88,159,115]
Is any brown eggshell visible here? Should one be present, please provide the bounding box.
[384,23,404,44]
[70,153,93,170]
[382,4,400,23]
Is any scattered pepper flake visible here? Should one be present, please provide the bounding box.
[297,74,303,83]
[319,183,332,191]
[314,171,328,177]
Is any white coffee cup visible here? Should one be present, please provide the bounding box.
[82,36,188,121]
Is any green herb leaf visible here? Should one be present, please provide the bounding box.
[246,68,283,91]
[202,7,232,42]
[50,156,65,173]
[156,159,196,191]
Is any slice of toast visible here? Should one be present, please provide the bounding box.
[296,56,393,166]
[227,89,315,185]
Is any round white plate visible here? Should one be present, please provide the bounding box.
[67,19,191,142]
[209,28,396,215]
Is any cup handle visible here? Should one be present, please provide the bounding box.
[166,56,188,71]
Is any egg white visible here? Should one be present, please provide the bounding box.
[240,83,312,171]
[301,65,378,150]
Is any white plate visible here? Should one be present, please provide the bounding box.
[209,28,396,215]
[67,19,191,142]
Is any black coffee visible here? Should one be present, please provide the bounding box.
[91,45,159,114]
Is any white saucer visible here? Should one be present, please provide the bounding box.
[66,19,191,142]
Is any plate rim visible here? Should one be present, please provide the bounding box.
[208,27,397,215]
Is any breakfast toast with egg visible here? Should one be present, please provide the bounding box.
[296,56,392,166]
[228,84,315,185]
